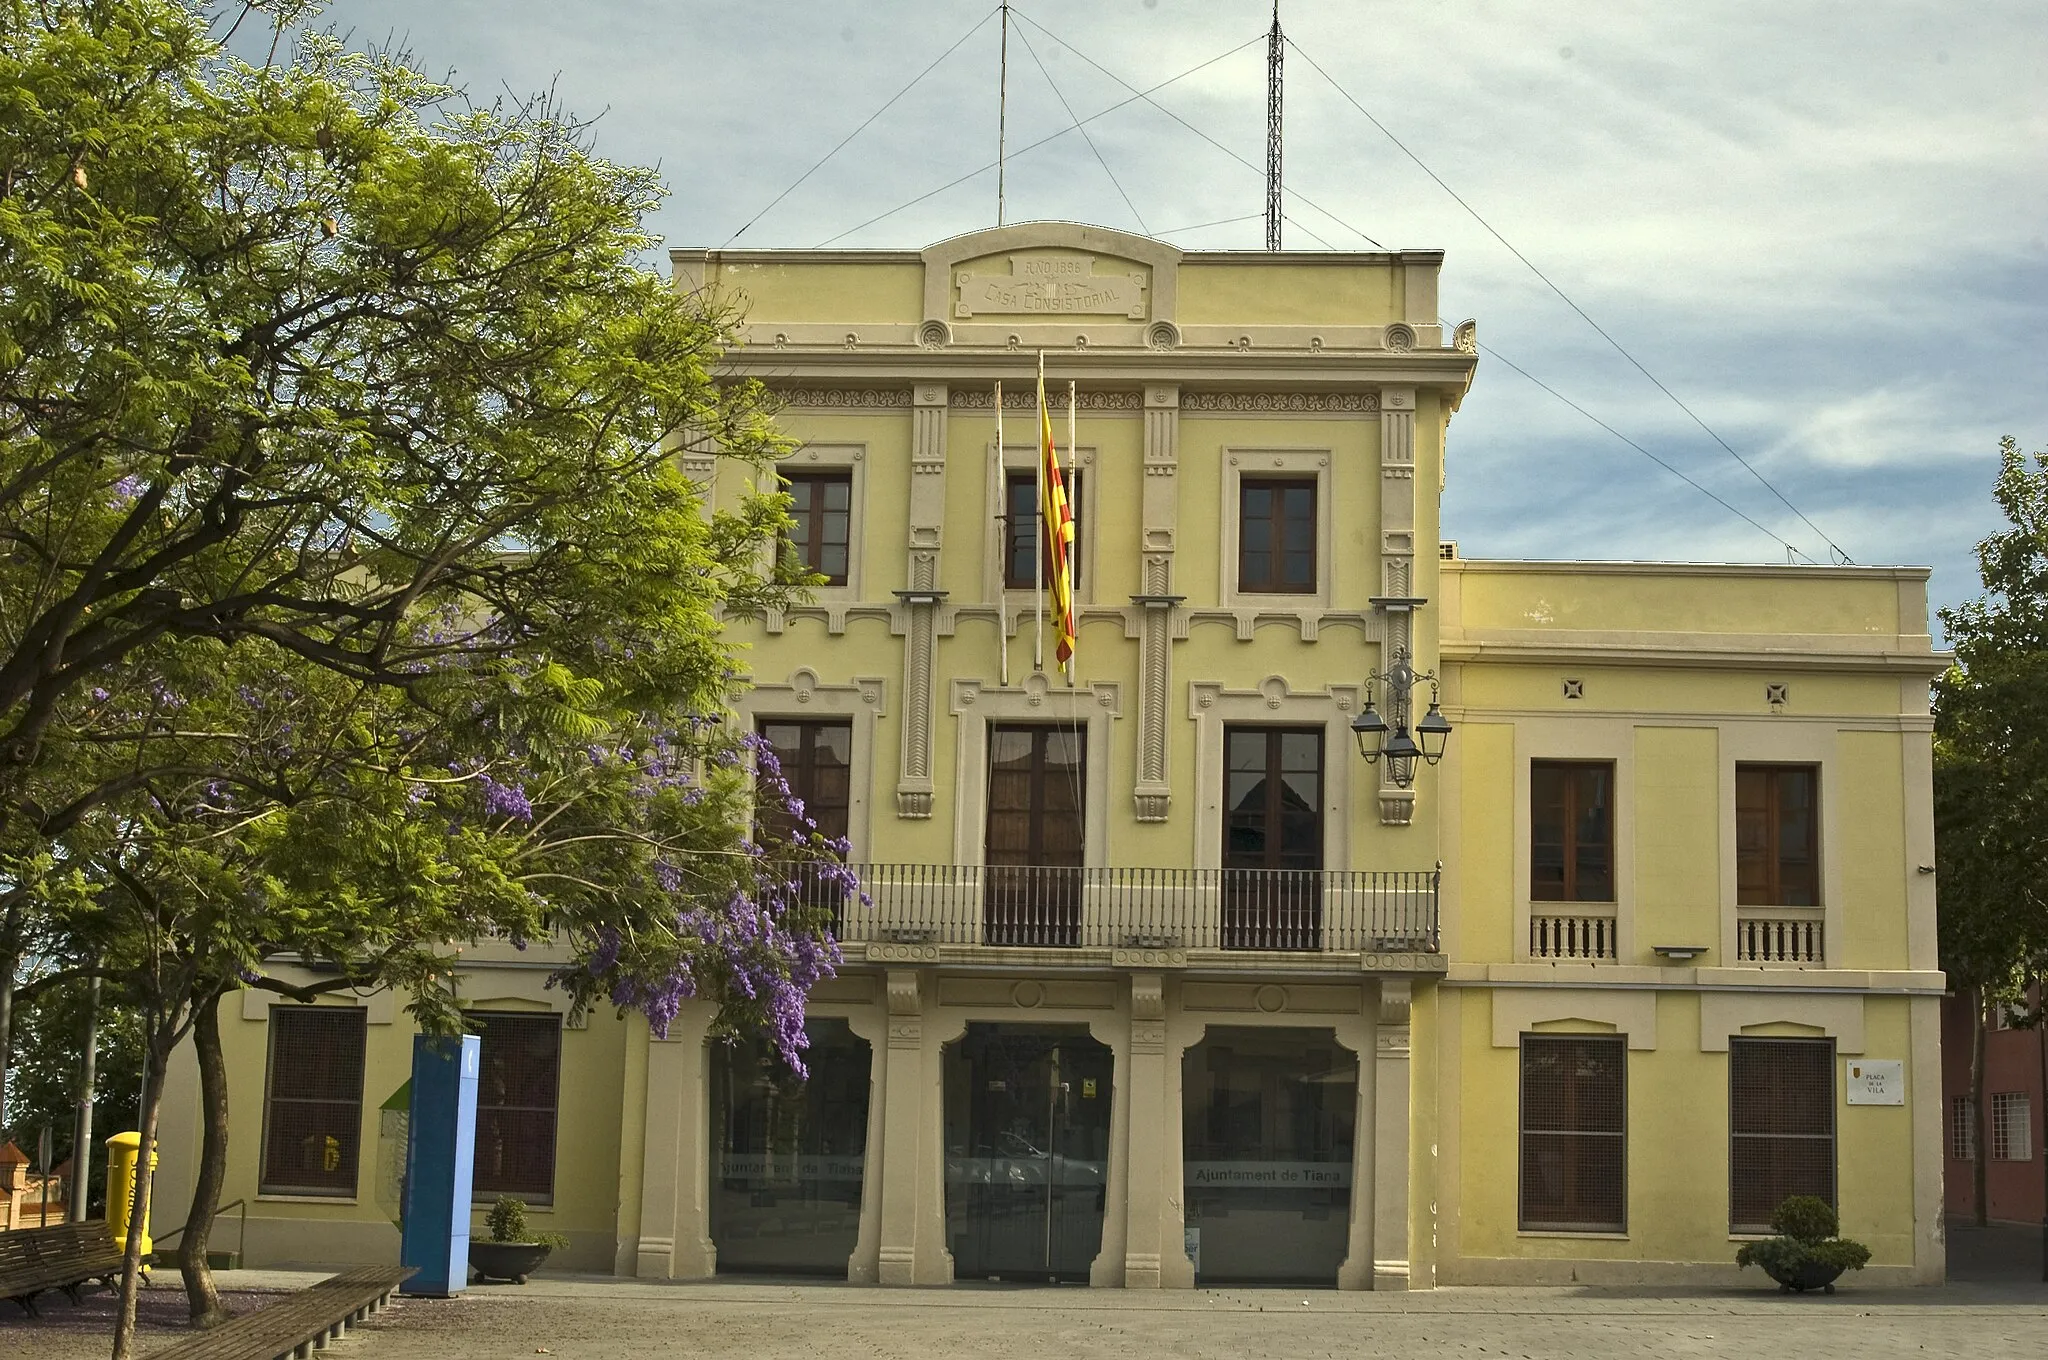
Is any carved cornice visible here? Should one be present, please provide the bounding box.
[1183,391,1379,413]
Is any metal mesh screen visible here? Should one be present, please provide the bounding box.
[1519,1035,1626,1232]
[261,1006,368,1196]
[469,1012,563,1202]
[1729,1037,1834,1232]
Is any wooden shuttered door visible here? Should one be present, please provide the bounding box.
[1530,760,1615,902]
[1735,764,1819,906]
[1519,1035,1627,1232]
[260,1006,368,1197]
[470,1012,564,1203]
[1729,1037,1835,1232]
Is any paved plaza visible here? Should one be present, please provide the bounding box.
[8,1269,2047,1360]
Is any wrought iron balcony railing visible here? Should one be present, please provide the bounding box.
[787,863,1440,954]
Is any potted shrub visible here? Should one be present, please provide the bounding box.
[1735,1195,1871,1293]
[469,1195,569,1285]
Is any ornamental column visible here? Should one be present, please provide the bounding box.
[1131,384,1181,822]
[635,1007,716,1279]
[1121,973,1170,1285]
[896,384,948,817]
[1377,387,1418,827]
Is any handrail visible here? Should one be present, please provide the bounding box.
[153,1197,249,1264]
[781,862,1441,954]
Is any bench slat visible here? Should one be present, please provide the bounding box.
[145,1267,415,1360]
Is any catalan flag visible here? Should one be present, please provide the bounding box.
[1036,362,1077,667]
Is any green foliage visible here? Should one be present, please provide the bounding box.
[1734,1195,1871,1281]
[1769,1194,1839,1245]
[0,982,142,1205]
[1935,436,2048,1001]
[485,1194,567,1250]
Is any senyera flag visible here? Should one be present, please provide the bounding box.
[1035,370,1077,666]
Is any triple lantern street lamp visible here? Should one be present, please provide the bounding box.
[1352,597,1452,790]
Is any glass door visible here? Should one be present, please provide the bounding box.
[945,1024,1112,1282]
[1222,727,1325,949]
[984,724,1086,946]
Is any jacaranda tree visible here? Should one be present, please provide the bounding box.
[0,3,845,1353]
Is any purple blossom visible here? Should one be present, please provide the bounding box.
[653,861,683,893]
[478,774,533,822]
[587,927,622,976]
[108,474,144,507]
[89,687,110,703]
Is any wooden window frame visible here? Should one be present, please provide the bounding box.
[984,723,1087,867]
[1728,1036,1836,1233]
[756,718,854,846]
[259,1006,368,1198]
[1735,763,1821,907]
[1002,469,1084,591]
[1221,726,1326,872]
[1235,477,1317,595]
[1518,1034,1628,1234]
[467,1011,564,1205]
[1530,760,1616,903]
[782,470,853,587]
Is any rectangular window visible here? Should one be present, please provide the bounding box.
[1736,765,1819,906]
[260,1006,368,1197]
[1951,1095,1977,1161]
[1992,1092,2033,1162]
[783,471,852,586]
[469,1012,563,1203]
[1003,469,1083,590]
[984,723,1085,946]
[1729,1037,1835,1232]
[1221,727,1325,950]
[757,719,853,845]
[1530,761,1614,902]
[1519,1034,1627,1232]
[1237,478,1316,594]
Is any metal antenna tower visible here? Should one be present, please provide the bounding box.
[1264,2,1283,250]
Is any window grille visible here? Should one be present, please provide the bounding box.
[468,1012,563,1202]
[1950,1095,1976,1161]
[260,1006,368,1197]
[1992,1092,2033,1163]
[1729,1037,1834,1232]
[1519,1035,1627,1232]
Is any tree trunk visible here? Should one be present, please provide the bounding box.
[71,973,100,1222]
[111,1026,169,1360]
[178,992,230,1327]
[1972,989,1991,1229]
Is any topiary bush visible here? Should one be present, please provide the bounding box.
[485,1195,569,1251]
[1735,1195,1871,1291]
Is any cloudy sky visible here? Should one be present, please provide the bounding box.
[297,1,2046,629]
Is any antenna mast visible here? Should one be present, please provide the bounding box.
[1265,3,1283,250]
[997,2,1010,226]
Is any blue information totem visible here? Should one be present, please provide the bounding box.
[399,1033,479,1296]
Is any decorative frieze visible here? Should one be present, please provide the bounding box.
[777,388,915,409]
[948,388,1142,411]
[1182,391,1379,413]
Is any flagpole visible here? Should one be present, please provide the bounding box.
[1065,378,1078,687]
[1034,351,1045,675]
[995,380,1009,686]
[997,2,1010,227]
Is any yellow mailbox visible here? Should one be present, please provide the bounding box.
[105,1131,157,1257]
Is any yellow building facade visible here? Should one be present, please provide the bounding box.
[154,222,1946,1288]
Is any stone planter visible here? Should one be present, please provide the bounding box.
[1761,1258,1845,1294]
[468,1241,553,1285]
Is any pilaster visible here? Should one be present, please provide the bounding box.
[635,1007,715,1280]
[896,383,948,818]
[1122,973,1170,1286]
[1377,387,1418,827]
[1336,981,1381,1290]
[1373,979,1412,1290]
[1133,384,1181,822]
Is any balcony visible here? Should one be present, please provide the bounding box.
[808,864,1440,969]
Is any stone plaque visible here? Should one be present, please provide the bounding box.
[954,255,1148,319]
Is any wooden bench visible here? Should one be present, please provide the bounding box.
[0,1219,127,1315]
[146,1266,416,1360]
